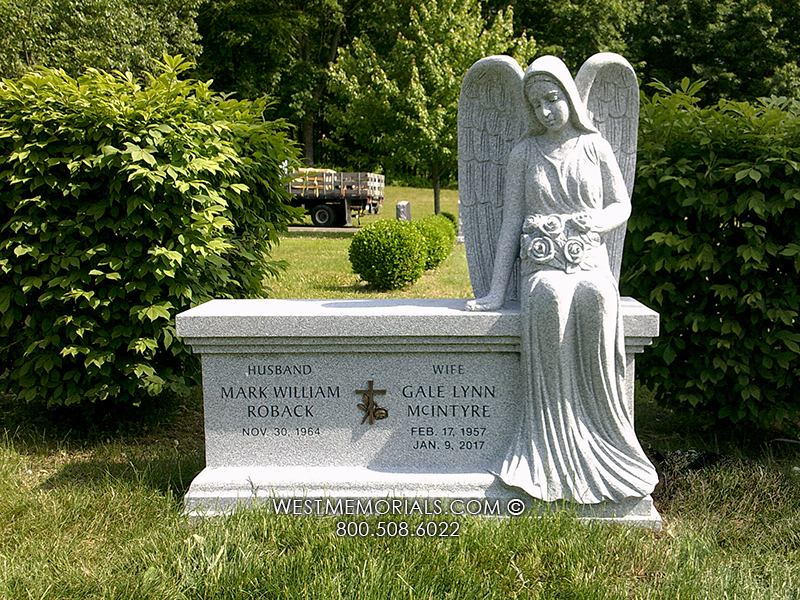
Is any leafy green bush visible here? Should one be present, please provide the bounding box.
[413,214,456,270]
[0,55,301,407]
[622,79,800,428]
[349,220,427,290]
[440,211,458,233]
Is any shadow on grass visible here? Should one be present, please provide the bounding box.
[300,280,422,295]
[1,387,207,497]
[37,452,205,497]
[313,278,449,295]
[313,282,374,294]
[284,229,356,239]
[634,387,800,515]
[635,387,800,460]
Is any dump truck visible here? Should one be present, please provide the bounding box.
[286,169,384,226]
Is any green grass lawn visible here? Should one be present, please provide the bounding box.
[267,231,473,300]
[270,185,472,299]
[2,397,800,599]
[2,186,800,598]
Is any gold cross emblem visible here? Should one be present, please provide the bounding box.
[355,380,388,424]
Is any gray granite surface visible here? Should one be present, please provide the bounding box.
[177,298,660,528]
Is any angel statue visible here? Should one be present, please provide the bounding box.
[459,54,658,505]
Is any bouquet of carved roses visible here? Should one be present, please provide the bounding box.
[520,213,602,274]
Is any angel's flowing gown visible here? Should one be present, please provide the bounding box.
[498,134,658,503]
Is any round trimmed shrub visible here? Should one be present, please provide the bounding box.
[440,211,458,233]
[413,215,456,269]
[349,220,427,290]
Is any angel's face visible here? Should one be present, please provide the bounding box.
[527,79,571,134]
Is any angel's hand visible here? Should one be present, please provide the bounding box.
[570,212,595,233]
[465,295,504,311]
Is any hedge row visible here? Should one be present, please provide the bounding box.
[0,56,301,407]
[622,80,800,429]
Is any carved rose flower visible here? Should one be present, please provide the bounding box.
[563,238,585,271]
[528,236,556,263]
[540,214,565,238]
[523,214,564,237]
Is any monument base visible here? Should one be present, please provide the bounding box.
[177,298,661,529]
[185,466,661,528]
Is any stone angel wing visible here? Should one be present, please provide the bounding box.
[458,56,530,302]
[575,53,639,282]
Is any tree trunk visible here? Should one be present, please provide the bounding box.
[433,175,441,215]
[298,21,345,167]
[302,118,314,166]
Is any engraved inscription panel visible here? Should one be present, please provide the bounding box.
[202,352,522,473]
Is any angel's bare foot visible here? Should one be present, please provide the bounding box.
[465,296,504,311]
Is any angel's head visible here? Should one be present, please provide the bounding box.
[523,56,597,137]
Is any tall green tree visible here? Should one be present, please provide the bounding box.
[197,0,374,165]
[483,0,642,69]
[327,0,535,212]
[0,0,201,79]
[627,0,800,101]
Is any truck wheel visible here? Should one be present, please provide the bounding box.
[310,204,336,227]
